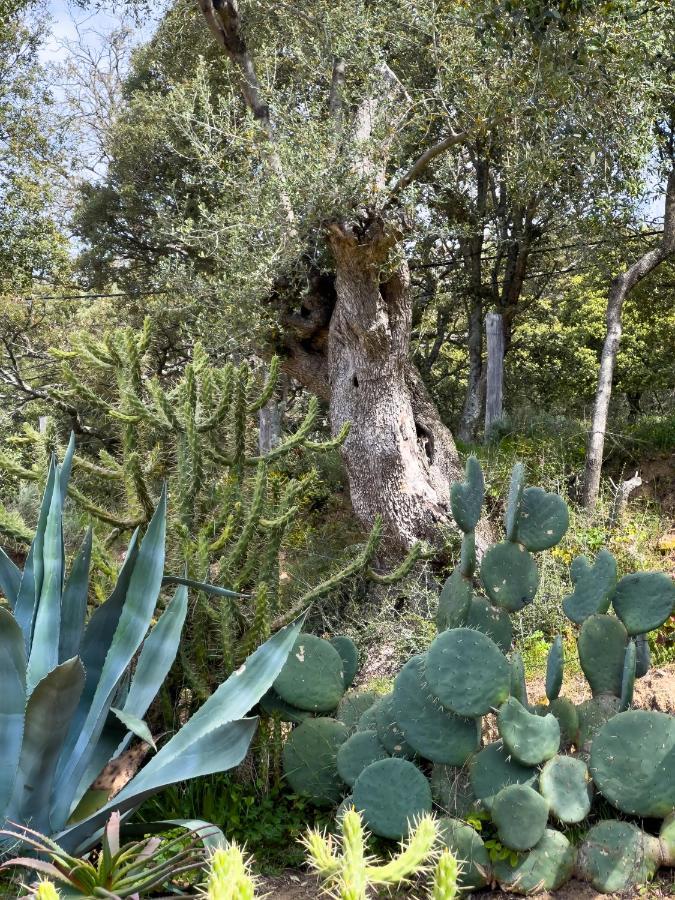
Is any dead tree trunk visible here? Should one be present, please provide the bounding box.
[583,165,675,509]
[484,311,504,439]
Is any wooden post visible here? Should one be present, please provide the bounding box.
[484,311,504,439]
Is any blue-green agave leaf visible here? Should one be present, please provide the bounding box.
[59,432,76,505]
[58,528,93,663]
[110,709,156,751]
[0,608,26,815]
[0,548,21,609]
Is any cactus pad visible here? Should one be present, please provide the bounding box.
[352,757,432,840]
[465,596,513,651]
[450,455,485,533]
[548,696,578,748]
[545,635,564,702]
[425,628,510,717]
[576,820,660,894]
[330,635,359,688]
[494,829,576,894]
[436,567,472,631]
[562,550,616,624]
[480,542,539,612]
[260,688,313,724]
[274,634,346,712]
[539,755,591,823]
[498,697,560,765]
[492,783,549,851]
[504,462,525,541]
[612,571,675,635]
[430,764,477,819]
[620,639,636,711]
[437,817,491,890]
[510,652,528,706]
[336,690,378,732]
[635,633,651,678]
[393,655,481,764]
[515,486,569,551]
[336,729,389,787]
[460,530,476,577]
[469,740,538,810]
[282,717,349,805]
[577,614,627,697]
[576,694,621,750]
[374,694,416,758]
[589,709,675,817]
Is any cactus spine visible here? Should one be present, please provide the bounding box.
[34,882,62,900]
[202,843,257,900]
[430,849,460,899]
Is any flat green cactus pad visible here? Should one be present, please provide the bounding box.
[576,694,621,750]
[336,690,379,732]
[660,814,675,866]
[576,820,660,894]
[356,699,381,732]
[562,550,616,624]
[436,566,472,631]
[374,693,416,758]
[589,710,675,817]
[548,696,579,748]
[330,635,360,688]
[259,688,313,724]
[577,614,627,697]
[510,652,528,706]
[336,729,389,787]
[430,764,477,819]
[437,817,491,890]
[494,829,576,894]
[545,635,564,702]
[465,596,513,651]
[393,655,481,764]
[273,634,346,712]
[352,757,432,840]
[480,542,539,612]
[635,633,651,678]
[504,462,525,541]
[425,628,510,717]
[460,530,476,577]
[282,717,349,805]
[450,455,485,533]
[612,571,675,635]
[620,639,636,711]
[498,697,560,765]
[539,755,592,823]
[515,486,569,551]
[469,740,538,810]
[492,783,549,851]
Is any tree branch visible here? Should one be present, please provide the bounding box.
[389,131,468,196]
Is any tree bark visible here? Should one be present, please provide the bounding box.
[458,295,483,442]
[484,311,504,439]
[583,165,675,509]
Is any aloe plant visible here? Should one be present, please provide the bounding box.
[0,437,304,857]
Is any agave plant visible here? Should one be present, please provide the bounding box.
[2,811,206,898]
[0,436,304,856]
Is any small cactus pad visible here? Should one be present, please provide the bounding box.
[576,694,621,750]
[336,729,389,787]
[510,652,528,706]
[492,783,549,851]
[562,550,616,624]
[494,829,576,894]
[450,455,485,533]
[635,633,651,678]
[336,690,378,732]
[436,567,472,631]
[437,817,491,890]
[274,634,345,712]
[352,757,432,840]
[426,628,510,717]
[480,542,539,612]
[576,820,661,894]
[374,694,416,758]
[620,640,636,711]
[548,696,579,748]
[465,597,513,651]
[282,717,348,805]
[260,689,313,724]
[330,635,360,687]
[545,635,564,702]
[612,571,675,635]
[515,487,569,551]
[660,813,675,866]
[430,764,477,819]
[539,756,592,823]
[357,699,381,732]
[393,655,481,764]
[589,710,675,817]
[504,462,525,541]
[577,614,627,697]
[469,741,538,810]
[498,697,560,765]
[460,530,476,577]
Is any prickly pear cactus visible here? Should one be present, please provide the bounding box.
[281,457,674,894]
